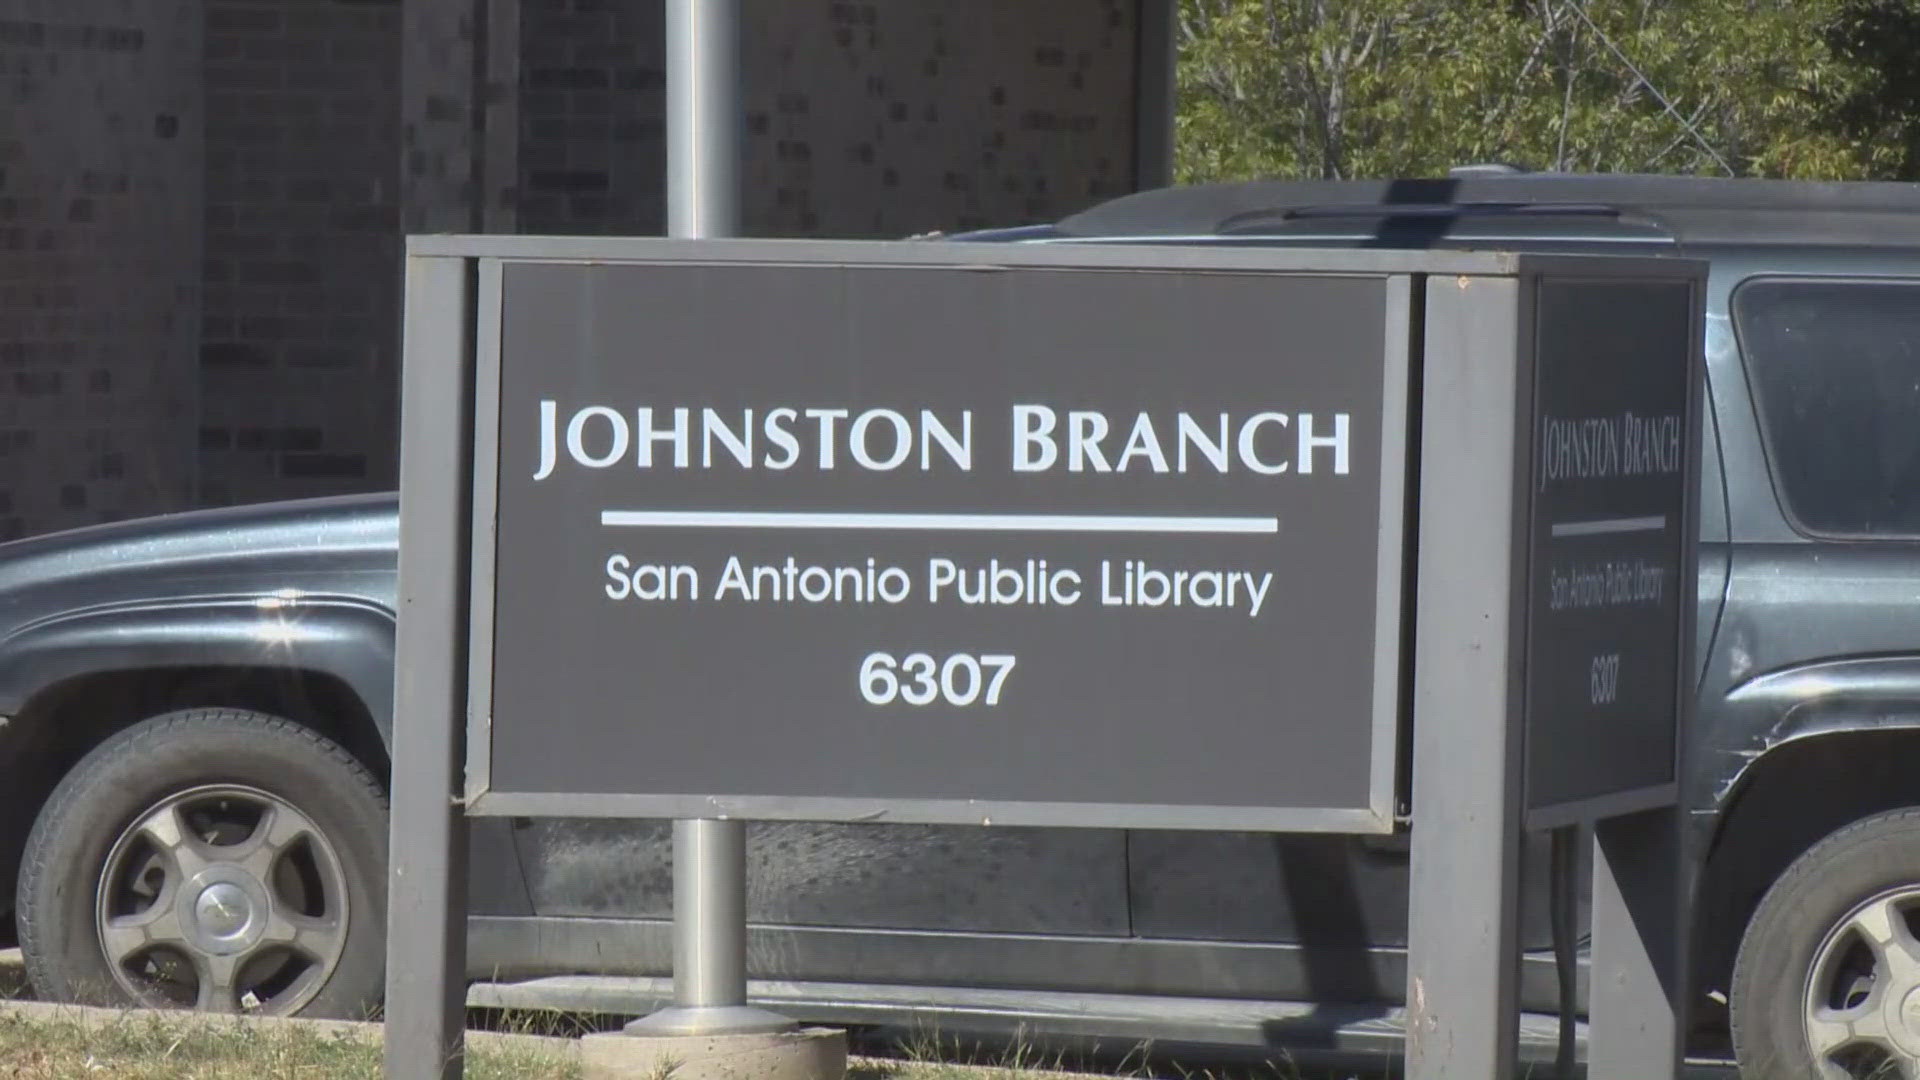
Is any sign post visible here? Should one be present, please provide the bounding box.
[384,254,475,1080]
[1405,275,1699,1077]
[620,0,806,1049]
[389,238,1703,1078]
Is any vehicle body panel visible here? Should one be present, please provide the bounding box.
[1687,246,1920,826]
[0,495,400,737]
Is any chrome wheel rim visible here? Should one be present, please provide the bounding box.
[1805,885,1920,1079]
[94,784,350,1014]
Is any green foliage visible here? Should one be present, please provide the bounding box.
[1824,0,1920,179]
[1175,0,1907,182]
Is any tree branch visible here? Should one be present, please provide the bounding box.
[1556,3,1581,170]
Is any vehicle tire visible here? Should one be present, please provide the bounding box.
[1732,806,1920,1079]
[15,709,387,1019]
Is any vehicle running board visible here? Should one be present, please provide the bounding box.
[467,975,1614,1070]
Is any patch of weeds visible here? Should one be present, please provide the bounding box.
[0,1010,580,1080]
[0,966,29,1002]
[851,1021,1399,1079]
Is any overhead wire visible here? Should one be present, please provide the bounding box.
[1557,0,1738,176]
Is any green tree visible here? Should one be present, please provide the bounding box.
[1175,0,1885,183]
[1824,0,1920,179]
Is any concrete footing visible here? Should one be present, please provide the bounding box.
[580,1027,847,1080]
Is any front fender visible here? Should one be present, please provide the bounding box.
[0,595,397,750]
[1706,655,1920,812]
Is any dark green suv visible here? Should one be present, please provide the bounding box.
[10,172,1920,1078]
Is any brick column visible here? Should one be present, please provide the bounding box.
[0,0,204,537]
[403,0,479,234]
[197,0,403,506]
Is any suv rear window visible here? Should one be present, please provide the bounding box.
[1734,278,1920,537]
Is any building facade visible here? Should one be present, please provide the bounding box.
[0,0,1170,536]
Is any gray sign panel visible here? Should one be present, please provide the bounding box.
[472,252,1410,831]
[1523,278,1698,819]
[392,237,1705,1080]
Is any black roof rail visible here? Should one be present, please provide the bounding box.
[1448,163,1533,177]
[1055,174,1920,246]
[1210,201,1672,246]
[1221,200,1619,227]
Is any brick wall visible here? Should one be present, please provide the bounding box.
[194,0,1151,514]
[0,0,202,539]
[3,0,1155,535]
[517,0,666,236]
[743,0,1141,237]
[196,0,401,508]
[517,0,1143,239]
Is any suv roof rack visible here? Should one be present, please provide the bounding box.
[1056,174,1920,248]
[1447,163,1533,177]
[1216,198,1642,232]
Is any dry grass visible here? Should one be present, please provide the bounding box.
[0,1012,1154,1080]
[0,1011,579,1080]
[0,980,1383,1080]
[0,1008,1356,1080]
[849,1027,1372,1080]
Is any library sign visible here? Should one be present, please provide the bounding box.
[400,238,1699,836]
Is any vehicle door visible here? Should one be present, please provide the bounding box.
[1691,255,1920,806]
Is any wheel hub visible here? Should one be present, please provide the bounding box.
[194,883,251,938]
[1804,885,1920,1076]
[178,866,271,956]
[1895,985,1920,1057]
[97,782,352,1016]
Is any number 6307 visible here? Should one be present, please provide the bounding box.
[860,652,1017,707]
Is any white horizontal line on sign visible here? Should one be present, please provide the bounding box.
[599,510,1280,535]
[1550,515,1667,538]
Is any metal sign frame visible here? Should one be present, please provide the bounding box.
[1520,272,1704,831]
[437,236,1430,834]
[387,235,1707,1080]
[1400,267,1705,1079]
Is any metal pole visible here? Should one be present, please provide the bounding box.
[666,0,739,239]
[624,818,793,1035]
[673,820,747,1007]
[625,0,788,1039]
[1132,0,1176,191]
